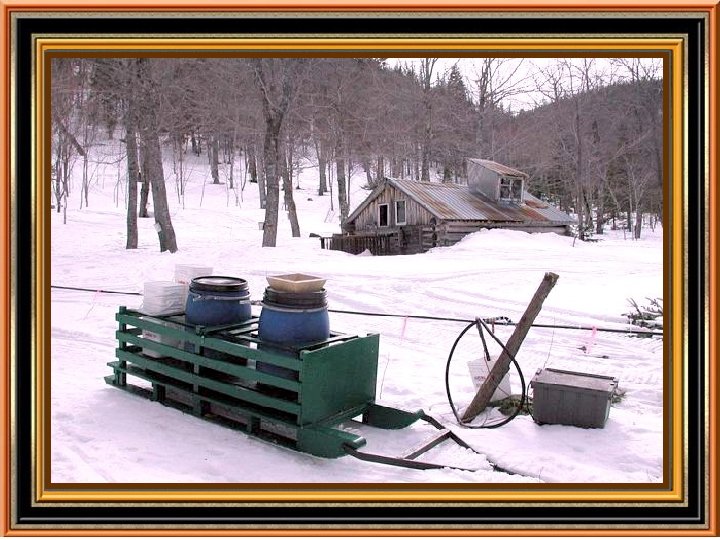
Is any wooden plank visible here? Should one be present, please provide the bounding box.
[113,350,301,415]
[461,272,559,422]
[108,360,300,425]
[443,226,484,233]
[403,429,451,460]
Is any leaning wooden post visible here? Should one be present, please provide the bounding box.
[461,272,559,422]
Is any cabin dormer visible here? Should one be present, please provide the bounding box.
[466,158,528,204]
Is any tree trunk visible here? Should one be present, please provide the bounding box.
[224,133,232,164]
[135,58,177,253]
[421,114,431,182]
[61,158,69,221]
[281,141,301,237]
[261,118,281,247]
[419,58,436,182]
[247,143,258,184]
[209,133,220,184]
[254,138,267,209]
[391,157,400,178]
[138,168,150,218]
[53,159,63,213]
[634,209,643,239]
[81,155,89,209]
[190,132,197,155]
[376,156,384,185]
[346,152,352,209]
[595,182,605,235]
[574,97,586,240]
[335,138,349,222]
[125,105,139,249]
[288,140,300,190]
[80,112,91,209]
[362,158,373,188]
[316,140,327,196]
[583,191,594,232]
[171,133,185,203]
[228,144,235,190]
[252,58,305,242]
[145,134,177,252]
[462,272,559,421]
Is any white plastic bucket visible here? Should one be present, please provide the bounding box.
[174,264,214,285]
[467,357,513,402]
[141,281,187,316]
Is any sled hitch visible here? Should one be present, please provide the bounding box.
[342,408,488,472]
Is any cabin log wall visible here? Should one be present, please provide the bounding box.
[351,185,435,231]
[325,221,570,256]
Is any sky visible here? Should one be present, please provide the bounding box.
[391,57,663,112]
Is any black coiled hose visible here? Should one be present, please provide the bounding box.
[445,318,527,429]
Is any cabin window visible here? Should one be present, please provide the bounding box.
[498,176,523,202]
[395,200,406,225]
[378,203,389,227]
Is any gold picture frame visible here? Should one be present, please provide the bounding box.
[1,1,716,535]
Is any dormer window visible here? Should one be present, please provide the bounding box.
[498,176,523,202]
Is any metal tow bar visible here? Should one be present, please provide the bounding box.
[341,413,486,472]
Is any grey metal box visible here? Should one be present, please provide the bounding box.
[530,368,619,429]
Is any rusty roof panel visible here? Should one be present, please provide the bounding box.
[390,178,575,225]
[392,179,518,221]
[522,192,577,223]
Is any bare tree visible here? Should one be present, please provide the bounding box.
[510,58,662,239]
[124,61,140,249]
[529,59,602,240]
[418,58,437,181]
[86,57,142,246]
[306,59,354,221]
[251,58,307,247]
[470,58,531,161]
[279,133,301,237]
[134,58,178,253]
[433,63,475,182]
[51,58,87,223]
[611,58,663,238]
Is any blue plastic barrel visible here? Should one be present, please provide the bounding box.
[257,288,330,382]
[185,276,251,327]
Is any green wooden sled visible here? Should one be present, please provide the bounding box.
[107,307,485,470]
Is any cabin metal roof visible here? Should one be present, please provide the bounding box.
[467,158,529,179]
[345,177,576,225]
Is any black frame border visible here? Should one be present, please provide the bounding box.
[7,9,711,533]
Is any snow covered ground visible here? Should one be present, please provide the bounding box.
[50,142,664,485]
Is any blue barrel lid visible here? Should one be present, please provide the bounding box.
[190,276,249,293]
[262,286,327,309]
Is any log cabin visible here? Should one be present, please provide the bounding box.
[323,159,576,256]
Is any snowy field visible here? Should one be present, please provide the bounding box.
[50,143,664,485]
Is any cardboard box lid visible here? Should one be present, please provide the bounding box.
[531,368,618,393]
[266,273,326,293]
